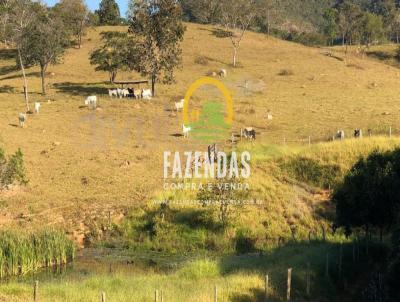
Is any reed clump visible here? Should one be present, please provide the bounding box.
[0,229,74,277]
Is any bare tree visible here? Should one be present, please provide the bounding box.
[220,0,256,67]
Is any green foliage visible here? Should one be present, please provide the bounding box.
[96,0,121,26]
[89,31,135,83]
[52,0,89,48]
[0,148,28,188]
[128,0,186,95]
[234,228,257,254]
[333,149,400,236]
[0,229,74,277]
[18,4,69,94]
[282,157,342,189]
[323,8,338,44]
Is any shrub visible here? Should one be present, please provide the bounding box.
[234,228,257,254]
[278,69,294,76]
[0,148,28,188]
[194,55,209,65]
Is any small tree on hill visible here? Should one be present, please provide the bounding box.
[19,9,69,95]
[90,31,133,83]
[53,0,89,48]
[219,0,256,67]
[323,8,338,45]
[97,0,121,25]
[128,0,186,96]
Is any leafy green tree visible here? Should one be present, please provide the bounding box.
[361,12,384,45]
[333,149,400,241]
[336,1,364,49]
[96,0,121,26]
[53,0,89,48]
[90,31,133,83]
[180,0,221,24]
[323,8,338,45]
[19,7,69,95]
[128,0,186,96]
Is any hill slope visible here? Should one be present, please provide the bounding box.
[0,23,399,236]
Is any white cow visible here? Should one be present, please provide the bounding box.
[219,69,227,77]
[34,102,41,114]
[19,113,27,128]
[142,89,152,100]
[120,89,130,98]
[182,124,191,138]
[175,99,184,111]
[85,96,97,109]
[108,89,118,98]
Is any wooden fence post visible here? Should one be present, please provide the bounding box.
[306,263,310,296]
[101,291,106,302]
[308,136,311,146]
[325,254,329,278]
[160,290,163,302]
[338,245,343,278]
[155,289,158,302]
[287,268,292,301]
[265,274,269,301]
[214,285,218,302]
[390,127,392,138]
[33,280,39,302]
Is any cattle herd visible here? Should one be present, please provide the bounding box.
[108,88,152,100]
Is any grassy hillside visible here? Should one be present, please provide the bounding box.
[0,23,400,238]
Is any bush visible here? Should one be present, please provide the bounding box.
[234,228,257,254]
[278,69,294,76]
[0,148,28,188]
[194,55,209,65]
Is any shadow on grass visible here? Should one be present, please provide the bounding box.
[1,71,40,81]
[54,82,108,96]
[0,85,15,93]
[0,48,17,60]
[217,240,389,302]
[367,50,394,61]
[0,65,18,76]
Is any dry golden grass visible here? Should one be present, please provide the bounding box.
[1,23,400,233]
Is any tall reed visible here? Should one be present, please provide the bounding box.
[0,229,74,278]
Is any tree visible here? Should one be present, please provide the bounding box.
[90,31,133,83]
[180,0,221,24]
[361,12,384,46]
[53,0,89,48]
[8,0,39,111]
[128,0,186,96]
[332,149,400,241]
[336,1,364,50]
[19,9,69,95]
[219,0,256,67]
[0,0,13,46]
[255,0,281,36]
[97,0,121,25]
[323,8,338,45]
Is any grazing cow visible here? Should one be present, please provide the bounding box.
[119,89,129,98]
[85,96,97,109]
[34,102,41,114]
[175,99,184,111]
[182,124,191,138]
[207,144,218,163]
[134,89,142,99]
[19,113,27,128]
[108,89,118,98]
[241,127,256,140]
[336,130,345,140]
[219,69,227,77]
[142,89,152,100]
[354,129,362,138]
[127,88,135,98]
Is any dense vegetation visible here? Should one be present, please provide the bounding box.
[180,0,400,47]
[0,148,27,189]
[0,229,74,277]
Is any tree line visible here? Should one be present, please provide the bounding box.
[180,0,400,47]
